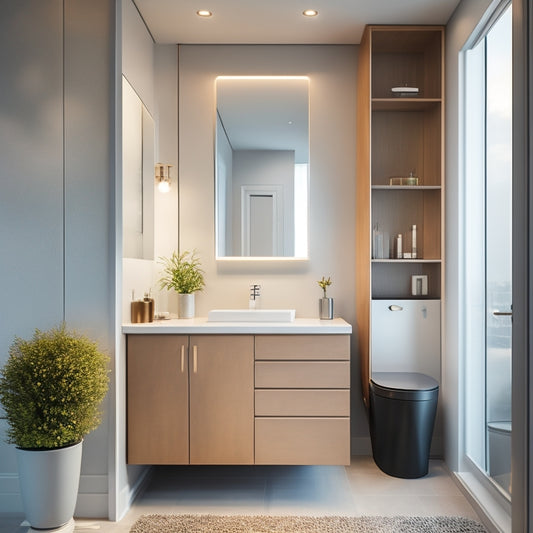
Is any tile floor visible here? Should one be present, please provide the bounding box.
[1,457,482,533]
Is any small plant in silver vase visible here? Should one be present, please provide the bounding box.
[317,276,334,320]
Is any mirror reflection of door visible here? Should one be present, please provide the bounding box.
[241,185,283,257]
[249,195,274,256]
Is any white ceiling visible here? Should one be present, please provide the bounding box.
[134,0,461,45]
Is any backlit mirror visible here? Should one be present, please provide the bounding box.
[215,76,309,259]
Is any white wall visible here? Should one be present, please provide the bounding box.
[0,0,115,518]
[444,0,495,471]
[178,44,366,449]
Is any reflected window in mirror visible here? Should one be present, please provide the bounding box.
[215,76,309,260]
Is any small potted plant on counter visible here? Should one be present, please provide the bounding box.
[318,276,334,320]
[0,324,109,530]
[159,250,205,318]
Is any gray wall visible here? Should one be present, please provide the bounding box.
[0,0,115,518]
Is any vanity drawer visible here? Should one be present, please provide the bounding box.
[255,417,350,465]
[255,361,350,389]
[255,335,350,360]
[255,389,349,416]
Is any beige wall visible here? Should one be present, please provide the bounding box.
[177,44,368,448]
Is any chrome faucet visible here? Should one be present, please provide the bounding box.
[249,284,261,309]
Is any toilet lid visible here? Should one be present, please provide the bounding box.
[371,372,439,401]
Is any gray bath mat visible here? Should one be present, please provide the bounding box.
[130,514,487,532]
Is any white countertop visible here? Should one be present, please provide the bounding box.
[122,317,352,335]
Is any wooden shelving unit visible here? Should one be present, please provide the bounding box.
[356,26,445,405]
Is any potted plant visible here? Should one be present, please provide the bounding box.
[0,324,109,530]
[318,276,334,320]
[159,250,205,318]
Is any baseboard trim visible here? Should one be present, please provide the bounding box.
[0,472,111,518]
[451,470,511,533]
[116,466,153,522]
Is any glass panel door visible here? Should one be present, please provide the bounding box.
[485,5,512,495]
[463,1,512,502]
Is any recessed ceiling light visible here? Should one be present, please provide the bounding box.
[303,9,318,17]
[197,10,212,17]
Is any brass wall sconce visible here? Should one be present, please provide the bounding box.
[155,163,172,193]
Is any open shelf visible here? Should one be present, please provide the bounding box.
[371,28,443,99]
[355,25,445,405]
[372,261,441,300]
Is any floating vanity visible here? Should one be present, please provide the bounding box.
[123,318,351,466]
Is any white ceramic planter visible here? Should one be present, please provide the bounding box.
[16,441,82,529]
[178,293,195,318]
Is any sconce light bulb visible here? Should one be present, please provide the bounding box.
[158,179,170,193]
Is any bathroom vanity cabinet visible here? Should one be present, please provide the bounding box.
[355,26,445,404]
[125,320,351,465]
[127,334,254,464]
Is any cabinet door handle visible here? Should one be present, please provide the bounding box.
[193,345,198,373]
[493,311,513,316]
[388,304,403,311]
[180,345,185,373]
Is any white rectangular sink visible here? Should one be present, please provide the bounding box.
[207,309,296,323]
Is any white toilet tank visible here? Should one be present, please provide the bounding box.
[371,299,441,382]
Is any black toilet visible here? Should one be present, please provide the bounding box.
[369,372,439,479]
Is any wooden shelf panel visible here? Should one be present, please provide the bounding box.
[372,98,441,111]
[372,259,441,264]
[372,185,441,190]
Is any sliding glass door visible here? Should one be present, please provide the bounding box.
[463,1,512,500]
[485,6,513,495]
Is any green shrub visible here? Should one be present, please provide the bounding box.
[0,325,109,450]
[158,250,205,294]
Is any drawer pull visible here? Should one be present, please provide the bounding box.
[193,345,198,373]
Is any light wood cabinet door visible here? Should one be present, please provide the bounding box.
[127,335,189,464]
[189,335,254,464]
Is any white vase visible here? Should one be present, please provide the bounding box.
[16,441,82,529]
[178,293,195,318]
